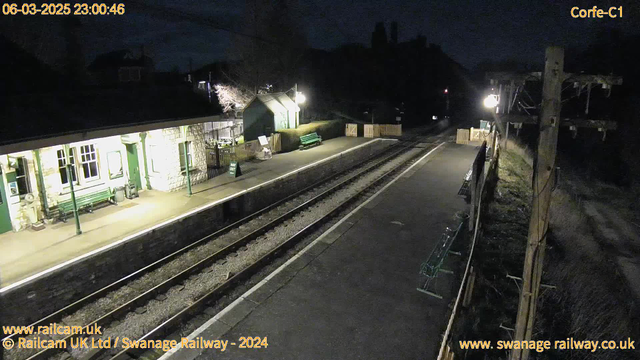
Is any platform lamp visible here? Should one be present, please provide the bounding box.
[180,125,192,196]
[64,144,82,235]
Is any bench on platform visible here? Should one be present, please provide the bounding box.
[417,222,463,298]
[58,188,114,222]
[299,132,322,150]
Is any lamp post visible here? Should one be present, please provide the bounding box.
[289,84,306,128]
[64,144,81,235]
[180,126,192,196]
[444,88,449,113]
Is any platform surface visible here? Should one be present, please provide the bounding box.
[171,142,479,360]
[0,137,382,288]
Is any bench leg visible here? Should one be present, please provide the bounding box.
[416,288,444,299]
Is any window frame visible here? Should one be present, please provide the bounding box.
[57,148,78,186]
[79,144,100,181]
[15,157,31,197]
[178,142,193,172]
[106,150,124,180]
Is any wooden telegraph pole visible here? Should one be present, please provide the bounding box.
[510,47,564,360]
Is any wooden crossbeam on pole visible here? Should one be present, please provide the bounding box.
[501,114,617,130]
[510,46,564,360]
[487,72,622,86]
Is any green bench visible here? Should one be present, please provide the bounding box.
[417,223,463,298]
[58,188,114,222]
[299,132,322,150]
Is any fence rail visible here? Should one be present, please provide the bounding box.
[438,129,500,360]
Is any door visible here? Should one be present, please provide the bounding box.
[0,171,13,234]
[125,144,142,190]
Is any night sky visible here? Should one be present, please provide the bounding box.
[3,0,640,72]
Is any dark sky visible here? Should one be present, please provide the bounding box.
[4,0,640,72]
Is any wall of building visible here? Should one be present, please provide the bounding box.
[146,124,207,192]
[1,124,208,230]
[1,139,393,326]
[0,152,43,231]
[243,102,274,141]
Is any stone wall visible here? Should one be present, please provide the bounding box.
[146,124,207,192]
[1,139,393,326]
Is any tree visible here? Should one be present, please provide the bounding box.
[214,84,253,113]
[227,0,307,94]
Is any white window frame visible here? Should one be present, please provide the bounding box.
[107,150,123,180]
[79,144,100,181]
[179,142,192,172]
[15,157,31,197]
[57,148,78,186]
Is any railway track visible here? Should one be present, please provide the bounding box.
[4,123,455,360]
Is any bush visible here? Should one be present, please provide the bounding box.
[277,120,345,152]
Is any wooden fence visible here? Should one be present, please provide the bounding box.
[345,123,358,137]
[456,129,470,144]
[364,124,381,138]
[362,124,402,138]
[205,134,282,177]
[437,129,500,360]
[380,124,402,136]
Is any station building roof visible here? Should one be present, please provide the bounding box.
[246,92,299,114]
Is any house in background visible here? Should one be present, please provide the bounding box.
[242,93,300,141]
[87,48,154,85]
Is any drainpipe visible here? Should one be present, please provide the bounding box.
[140,132,152,190]
[64,144,81,235]
[34,149,50,218]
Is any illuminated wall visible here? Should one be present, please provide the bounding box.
[0,123,207,231]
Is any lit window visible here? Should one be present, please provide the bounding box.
[119,67,141,82]
[80,144,100,180]
[15,157,31,196]
[57,148,78,185]
[178,142,192,171]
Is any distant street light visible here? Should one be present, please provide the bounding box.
[483,94,499,108]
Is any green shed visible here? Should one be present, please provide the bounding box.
[242,93,300,141]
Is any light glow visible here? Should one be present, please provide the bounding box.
[295,92,306,104]
[483,94,499,108]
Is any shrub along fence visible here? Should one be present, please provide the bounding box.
[438,127,500,360]
[278,120,345,152]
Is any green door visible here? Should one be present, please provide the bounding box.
[126,144,142,190]
[0,171,13,234]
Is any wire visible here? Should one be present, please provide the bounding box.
[126,0,296,49]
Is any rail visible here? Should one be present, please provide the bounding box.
[437,129,500,360]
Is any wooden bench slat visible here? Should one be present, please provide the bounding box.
[57,188,113,221]
[299,132,322,149]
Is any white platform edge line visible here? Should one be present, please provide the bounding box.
[159,141,446,359]
[1,138,396,294]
